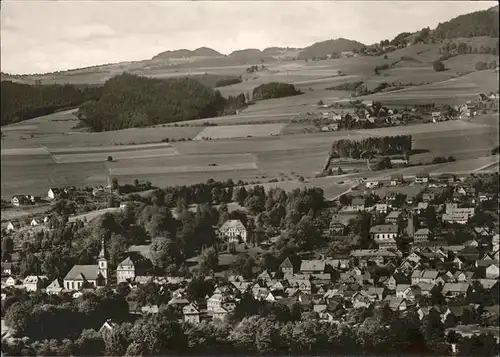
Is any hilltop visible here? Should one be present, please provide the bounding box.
[152,47,223,60]
[297,38,366,59]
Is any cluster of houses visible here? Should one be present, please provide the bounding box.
[431,93,499,122]
[1,172,498,347]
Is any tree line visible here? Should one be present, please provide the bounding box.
[0,81,101,126]
[252,82,302,101]
[77,73,247,132]
[330,135,412,159]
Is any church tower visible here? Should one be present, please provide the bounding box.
[98,236,108,283]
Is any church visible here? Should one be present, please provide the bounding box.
[63,237,108,290]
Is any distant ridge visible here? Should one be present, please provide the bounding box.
[152,47,222,60]
[297,38,366,59]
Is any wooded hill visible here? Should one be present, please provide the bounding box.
[434,5,499,39]
[152,47,223,60]
[0,81,101,126]
[297,38,366,59]
[77,73,246,132]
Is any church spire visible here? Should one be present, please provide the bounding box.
[99,236,108,260]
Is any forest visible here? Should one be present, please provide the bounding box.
[252,82,302,101]
[0,81,101,126]
[77,73,247,132]
[433,6,499,39]
[330,135,413,159]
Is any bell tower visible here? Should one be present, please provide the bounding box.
[98,236,108,282]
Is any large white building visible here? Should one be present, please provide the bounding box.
[370,225,398,249]
[219,219,248,243]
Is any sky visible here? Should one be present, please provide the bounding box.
[1,0,496,74]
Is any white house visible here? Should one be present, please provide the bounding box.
[365,181,380,189]
[23,275,49,292]
[370,225,398,249]
[47,188,62,200]
[486,264,500,279]
[219,219,248,243]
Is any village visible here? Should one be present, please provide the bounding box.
[1,169,499,355]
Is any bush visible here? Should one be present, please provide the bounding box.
[475,61,488,71]
[107,156,113,162]
[215,77,242,87]
[433,61,446,72]
[317,100,324,106]
[298,176,305,182]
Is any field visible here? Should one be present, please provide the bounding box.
[2,40,498,200]
[194,124,285,140]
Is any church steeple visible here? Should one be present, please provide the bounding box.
[98,236,108,259]
[98,236,108,281]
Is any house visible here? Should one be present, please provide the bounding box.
[374,204,388,214]
[431,111,442,122]
[365,180,380,189]
[5,276,21,287]
[11,195,32,206]
[390,174,404,186]
[321,123,339,132]
[478,193,493,202]
[329,221,347,235]
[414,228,431,244]
[422,192,435,202]
[442,213,469,224]
[23,275,49,292]
[351,197,366,211]
[5,221,17,232]
[385,272,410,290]
[420,270,439,285]
[441,283,471,298]
[279,257,295,275]
[183,303,203,324]
[212,306,233,321]
[300,260,326,275]
[411,270,439,285]
[415,202,428,214]
[486,264,500,279]
[384,296,409,311]
[257,270,273,281]
[369,225,398,249]
[438,173,456,184]
[1,263,12,276]
[116,251,152,284]
[458,247,480,262]
[63,238,108,290]
[350,249,398,267]
[385,210,401,224]
[47,188,62,200]
[219,219,247,243]
[46,279,64,295]
[415,173,430,183]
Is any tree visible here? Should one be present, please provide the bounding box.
[107,156,113,162]
[108,233,128,265]
[111,177,119,191]
[433,61,446,72]
[150,237,181,273]
[475,61,488,71]
[198,247,218,275]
